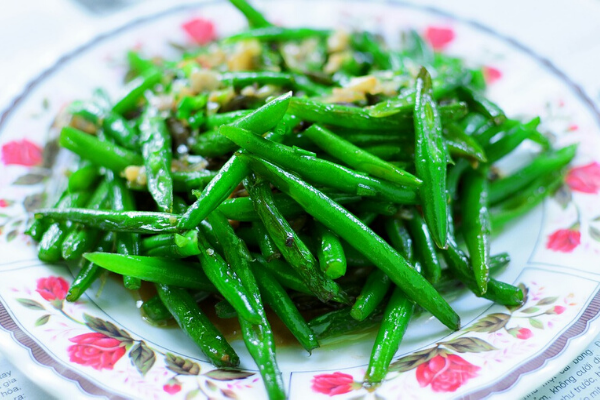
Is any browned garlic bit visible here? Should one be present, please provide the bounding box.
[124,165,147,186]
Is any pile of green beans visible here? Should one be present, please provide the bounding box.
[27,0,576,398]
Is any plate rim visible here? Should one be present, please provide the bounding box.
[1,1,600,399]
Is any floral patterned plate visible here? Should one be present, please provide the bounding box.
[1,1,600,399]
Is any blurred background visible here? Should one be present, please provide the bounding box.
[1,0,600,113]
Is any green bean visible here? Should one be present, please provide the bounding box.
[220,126,418,204]
[60,127,142,172]
[461,167,491,295]
[314,221,347,279]
[179,92,292,230]
[491,171,564,232]
[309,306,383,340]
[384,218,414,262]
[484,122,533,164]
[240,154,460,330]
[254,220,281,261]
[406,209,442,284]
[37,191,92,262]
[291,74,330,97]
[227,26,331,42]
[414,67,448,249]
[364,287,413,384]
[139,112,173,213]
[351,200,398,217]
[83,253,216,291]
[102,112,140,150]
[196,230,262,324]
[127,50,156,76]
[287,97,466,131]
[351,31,394,70]
[68,161,101,192]
[221,71,294,86]
[205,110,253,130]
[253,255,311,294]
[229,0,272,28]
[459,86,506,125]
[146,231,201,258]
[66,231,116,302]
[443,240,523,306]
[443,123,487,163]
[446,159,470,202]
[215,300,238,319]
[61,180,110,261]
[245,175,348,303]
[171,170,218,192]
[112,68,162,115]
[303,124,421,186]
[141,295,172,322]
[156,284,239,368]
[207,210,285,400]
[35,209,180,234]
[189,130,238,158]
[489,144,576,205]
[68,100,104,125]
[252,265,319,352]
[26,189,68,241]
[350,269,391,321]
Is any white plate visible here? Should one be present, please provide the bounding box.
[1,1,600,399]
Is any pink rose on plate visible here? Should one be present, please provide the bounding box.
[311,372,358,396]
[565,162,600,194]
[1,139,43,166]
[36,276,69,303]
[483,66,502,84]
[182,17,216,44]
[67,332,126,370]
[546,229,580,253]
[424,26,455,51]
[509,327,533,340]
[416,354,480,392]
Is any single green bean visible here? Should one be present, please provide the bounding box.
[364,287,413,384]
[112,68,162,115]
[489,144,576,205]
[461,167,491,295]
[83,253,216,291]
[66,231,116,302]
[253,255,312,294]
[350,269,391,321]
[141,295,172,322]
[228,0,272,28]
[309,306,383,339]
[459,86,506,125]
[414,67,448,249]
[35,209,180,234]
[406,209,442,284]
[60,127,143,172]
[254,220,281,261]
[252,265,319,352]
[227,27,331,42]
[156,284,239,368]
[68,162,101,192]
[314,221,347,279]
[139,112,173,213]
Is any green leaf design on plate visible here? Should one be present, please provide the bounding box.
[553,184,572,209]
[536,296,558,306]
[220,388,238,399]
[129,341,155,376]
[185,389,202,400]
[204,369,255,381]
[466,313,510,333]
[206,380,218,391]
[439,337,497,353]
[520,307,540,314]
[530,318,544,330]
[16,298,45,311]
[83,314,134,343]
[6,230,18,242]
[388,347,441,373]
[12,173,47,186]
[35,314,50,326]
[24,193,45,212]
[166,352,201,375]
[589,226,600,242]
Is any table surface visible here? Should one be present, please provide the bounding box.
[1,1,600,399]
